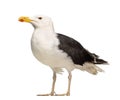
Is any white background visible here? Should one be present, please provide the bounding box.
[0,0,120,100]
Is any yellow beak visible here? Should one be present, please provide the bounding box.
[18,16,32,22]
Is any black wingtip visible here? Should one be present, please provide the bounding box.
[95,59,109,65]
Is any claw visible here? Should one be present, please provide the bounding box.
[55,92,70,96]
[37,92,56,96]
[37,94,50,96]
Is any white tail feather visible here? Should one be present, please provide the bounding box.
[75,62,104,75]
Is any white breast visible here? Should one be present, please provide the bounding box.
[31,29,75,72]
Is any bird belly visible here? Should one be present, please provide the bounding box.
[31,41,75,72]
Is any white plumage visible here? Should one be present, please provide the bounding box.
[18,15,108,96]
[31,25,75,73]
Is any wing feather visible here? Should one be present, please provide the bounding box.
[57,33,94,65]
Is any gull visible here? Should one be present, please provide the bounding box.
[18,15,108,96]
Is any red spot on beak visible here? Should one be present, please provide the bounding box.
[19,19,24,22]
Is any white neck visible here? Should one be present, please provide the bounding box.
[33,22,55,35]
[31,23,58,48]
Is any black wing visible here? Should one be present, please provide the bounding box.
[57,33,95,65]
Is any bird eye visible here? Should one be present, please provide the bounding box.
[38,17,42,20]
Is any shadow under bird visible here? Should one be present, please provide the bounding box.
[18,15,108,96]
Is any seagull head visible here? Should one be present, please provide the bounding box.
[18,15,53,28]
